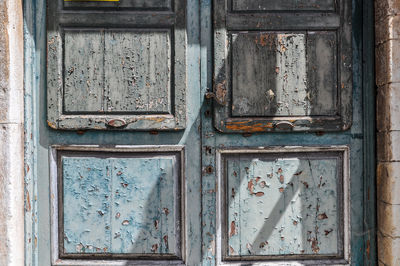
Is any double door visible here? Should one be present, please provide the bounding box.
[28,0,374,265]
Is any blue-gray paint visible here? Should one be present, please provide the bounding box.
[226,156,340,257]
[25,0,202,264]
[62,156,179,256]
[22,0,376,264]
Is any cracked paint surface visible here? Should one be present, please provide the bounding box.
[62,155,179,255]
[227,156,339,257]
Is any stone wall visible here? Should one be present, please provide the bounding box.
[0,0,24,265]
[376,0,400,264]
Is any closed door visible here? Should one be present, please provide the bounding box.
[25,0,375,265]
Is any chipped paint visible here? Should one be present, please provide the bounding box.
[47,0,187,130]
[62,155,180,257]
[226,154,341,257]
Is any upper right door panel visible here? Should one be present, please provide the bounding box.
[213,0,352,133]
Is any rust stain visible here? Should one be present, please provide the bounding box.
[279,175,284,184]
[26,191,31,212]
[366,239,370,259]
[317,213,328,220]
[47,120,57,129]
[163,235,169,248]
[163,208,170,216]
[259,241,268,248]
[259,181,267,188]
[215,81,227,103]
[146,117,166,123]
[324,229,333,236]
[225,121,274,132]
[247,179,254,194]
[231,188,235,198]
[255,176,261,183]
[279,187,284,193]
[122,220,130,225]
[255,33,274,48]
[255,191,265,197]
[229,245,235,255]
[154,220,159,230]
[151,244,158,253]
[229,221,237,237]
[311,238,320,253]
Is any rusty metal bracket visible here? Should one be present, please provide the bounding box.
[106,118,127,128]
[275,121,295,130]
[205,91,227,106]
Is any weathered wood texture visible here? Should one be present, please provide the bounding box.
[225,155,341,258]
[231,32,337,117]
[63,0,171,10]
[64,29,171,114]
[47,0,186,130]
[231,0,335,11]
[213,0,352,132]
[60,153,181,259]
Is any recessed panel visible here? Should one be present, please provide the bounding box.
[63,29,171,115]
[58,149,182,259]
[231,31,337,117]
[220,148,346,260]
[63,0,171,10]
[231,0,335,12]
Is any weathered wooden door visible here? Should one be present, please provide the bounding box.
[24,0,375,265]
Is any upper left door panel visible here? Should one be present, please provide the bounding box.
[47,0,186,131]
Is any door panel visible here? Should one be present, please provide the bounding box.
[218,147,348,262]
[63,0,172,10]
[231,0,336,12]
[231,31,337,117]
[47,0,186,130]
[213,0,352,132]
[50,146,183,260]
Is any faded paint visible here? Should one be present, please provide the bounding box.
[62,155,180,257]
[47,0,186,130]
[232,0,335,11]
[63,0,172,9]
[226,156,339,257]
[213,0,352,133]
[232,32,337,117]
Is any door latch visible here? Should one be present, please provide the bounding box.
[205,86,227,106]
